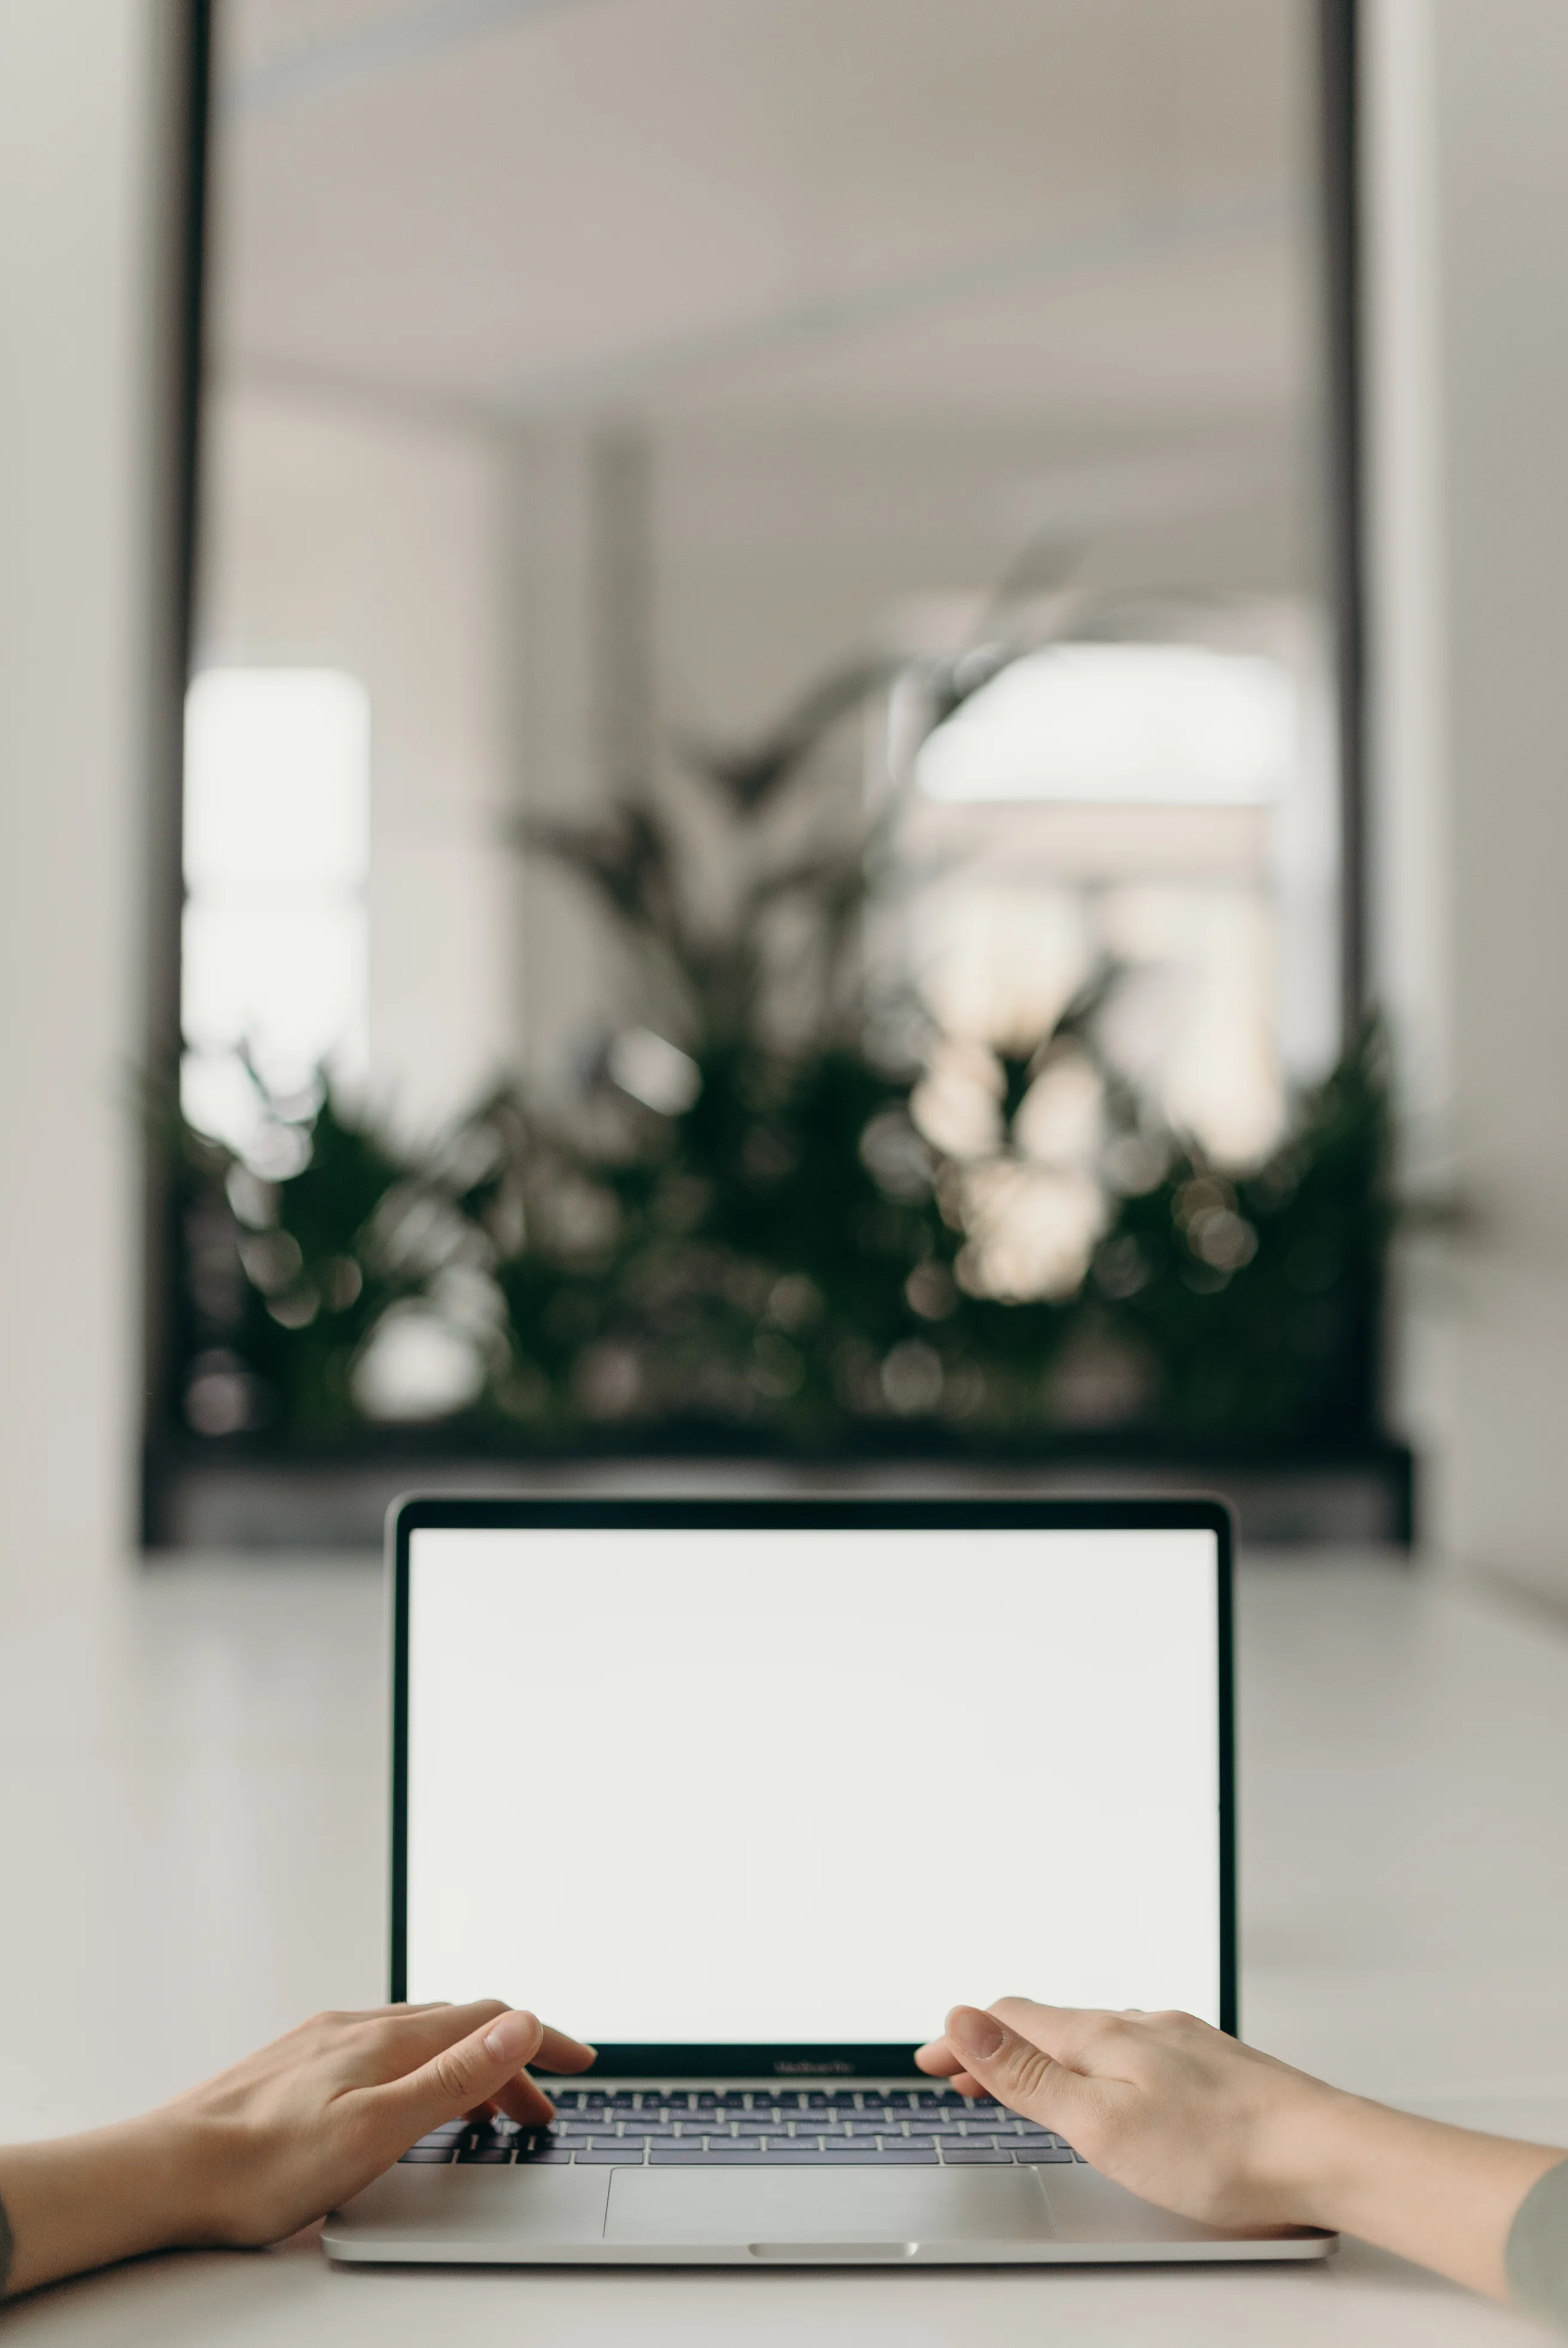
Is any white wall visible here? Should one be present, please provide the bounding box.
[1367,0,1568,1600]
[0,2,166,1585]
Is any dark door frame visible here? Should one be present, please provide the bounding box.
[140,0,213,1543]
[1317,0,1367,1045]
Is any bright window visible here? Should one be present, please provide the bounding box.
[180,668,370,1164]
[885,614,1338,1300]
[915,642,1297,807]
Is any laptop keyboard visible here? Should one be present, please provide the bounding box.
[399,2089,1084,2168]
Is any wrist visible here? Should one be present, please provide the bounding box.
[0,2115,212,2298]
[1258,2078,1370,2230]
[1279,2094,1568,2293]
[125,2110,234,2250]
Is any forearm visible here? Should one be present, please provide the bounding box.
[0,2119,214,2298]
[1289,2091,1565,2297]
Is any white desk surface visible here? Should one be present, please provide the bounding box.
[1,1547,1566,2343]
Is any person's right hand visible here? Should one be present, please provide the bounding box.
[916,1998,1340,2231]
[916,1997,1568,2299]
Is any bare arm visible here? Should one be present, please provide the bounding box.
[0,2000,594,2299]
[918,1999,1565,2299]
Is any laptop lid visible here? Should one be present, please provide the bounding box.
[390,1497,1235,2075]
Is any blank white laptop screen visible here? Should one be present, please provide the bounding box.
[404,1524,1222,2044]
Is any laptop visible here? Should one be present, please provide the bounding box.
[323,1495,1332,2268]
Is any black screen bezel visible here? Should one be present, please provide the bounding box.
[389,1493,1236,2073]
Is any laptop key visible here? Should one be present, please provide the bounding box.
[575,2148,647,2164]
[399,2148,454,2163]
[942,2148,1015,2165]
[456,2148,514,2164]
[1016,2147,1076,2163]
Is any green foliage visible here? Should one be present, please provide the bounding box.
[172,617,1394,1458]
[176,1087,440,1444]
[173,1015,1392,1456]
[1088,1021,1392,1446]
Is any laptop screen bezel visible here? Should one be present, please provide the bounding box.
[389,1493,1236,2074]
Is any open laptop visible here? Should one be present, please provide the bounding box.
[323,1495,1331,2268]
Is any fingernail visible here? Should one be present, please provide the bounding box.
[948,2007,1006,2062]
[482,2010,537,2062]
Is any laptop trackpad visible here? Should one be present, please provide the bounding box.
[604,2166,1055,2249]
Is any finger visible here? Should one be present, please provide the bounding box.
[338,2002,454,2022]
[370,2009,542,2140]
[523,2024,598,2076]
[347,2001,598,2089]
[350,1999,510,2081]
[988,1995,1103,2063]
[467,2019,598,2127]
[370,2010,595,2145]
[914,2037,963,2076]
[944,2004,1089,2129]
[493,2071,559,2127]
[913,2038,985,2096]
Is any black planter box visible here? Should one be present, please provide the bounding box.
[144,1433,1414,1554]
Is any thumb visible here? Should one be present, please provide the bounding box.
[945,2004,1084,2131]
[379,2006,547,2139]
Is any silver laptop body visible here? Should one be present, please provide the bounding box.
[324,1495,1331,2269]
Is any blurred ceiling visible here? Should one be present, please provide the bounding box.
[212,0,1320,437]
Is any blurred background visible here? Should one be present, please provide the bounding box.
[150,0,1395,1545]
[13,2,1568,2228]
[192,0,1336,1161]
[5,0,1568,1596]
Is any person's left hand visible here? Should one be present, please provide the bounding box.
[175,2000,596,2245]
[0,2000,595,2295]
